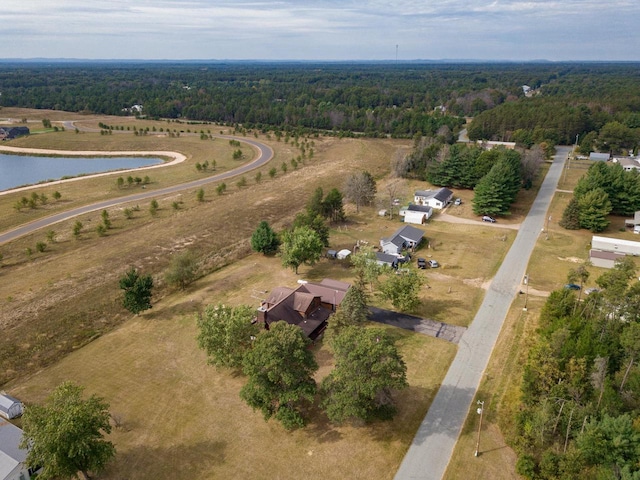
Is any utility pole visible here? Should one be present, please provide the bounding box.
[474,400,485,457]
[523,274,529,311]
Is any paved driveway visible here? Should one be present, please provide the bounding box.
[369,307,466,344]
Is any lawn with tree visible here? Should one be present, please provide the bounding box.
[279,226,324,274]
[240,321,318,430]
[20,381,115,480]
[321,326,408,423]
[197,303,260,369]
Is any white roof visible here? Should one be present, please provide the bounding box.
[0,419,27,477]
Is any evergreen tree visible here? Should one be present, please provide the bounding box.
[119,267,153,314]
[323,188,346,222]
[560,197,581,230]
[327,281,369,338]
[250,220,280,255]
[578,188,611,232]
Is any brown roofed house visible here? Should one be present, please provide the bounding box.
[256,279,350,340]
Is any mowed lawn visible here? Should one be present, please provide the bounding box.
[10,254,457,480]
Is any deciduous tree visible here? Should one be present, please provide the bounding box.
[197,304,260,369]
[240,322,318,429]
[280,226,323,274]
[344,171,377,212]
[321,326,408,423]
[379,268,423,312]
[165,250,198,289]
[20,382,115,480]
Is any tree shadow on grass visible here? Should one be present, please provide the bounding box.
[102,439,226,480]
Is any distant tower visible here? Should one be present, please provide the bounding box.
[396,45,398,64]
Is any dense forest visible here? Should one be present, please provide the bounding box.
[0,62,638,143]
[515,259,640,479]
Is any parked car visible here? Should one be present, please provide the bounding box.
[482,215,496,223]
[427,259,440,268]
[564,283,581,290]
[454,198,462,206]
[585,287,600,295]
[417,258,427,269]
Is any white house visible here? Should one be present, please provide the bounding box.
[414,188,453,210]
[590,235,640,268]
[612,157,640,172]
[0,419,34,480]
[380,225,424,255]
[476,140,516,150]
[0,395,22,420]
[400,204,433,225]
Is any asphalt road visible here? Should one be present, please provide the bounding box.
[394,146,571,480]
[0,136,273,245]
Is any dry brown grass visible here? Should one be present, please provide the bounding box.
[8,251,457,480]
[0,109,408,387]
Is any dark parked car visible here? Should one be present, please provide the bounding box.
[417,258,427,269]
[482,215,496,223]
[564,283,581,290]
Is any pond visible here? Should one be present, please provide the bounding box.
[0,154,164,192]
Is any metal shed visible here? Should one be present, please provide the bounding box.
[0,393,23,420]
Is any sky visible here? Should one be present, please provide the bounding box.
[2,1,640,61]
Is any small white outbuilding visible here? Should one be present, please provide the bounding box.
[0,393,23,420]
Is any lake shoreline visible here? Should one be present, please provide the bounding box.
[0,146,187,195]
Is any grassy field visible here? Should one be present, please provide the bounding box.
[0,109,405,386]
[9,252,458,480]
[0,108,519,479]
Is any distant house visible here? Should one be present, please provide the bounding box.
[476,140,516,150]
[414,187,453,210]
[256,279,350,340]
[0,394,23,420]
[590,235,640,268]
[380,225,424,255]
[589,152,610,162]
[0,126,29,141]
[0,418,36,480]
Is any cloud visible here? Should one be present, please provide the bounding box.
[0,0,639,60]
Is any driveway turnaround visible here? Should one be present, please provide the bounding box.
[0,137,273,245]
[369,307,466,344]
[394,146,571,480]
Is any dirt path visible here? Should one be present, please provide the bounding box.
[437,212,520,230]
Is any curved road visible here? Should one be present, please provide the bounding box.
[0,136,273,245]
[395,147,571,480]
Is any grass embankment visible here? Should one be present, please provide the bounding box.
[0,110,404,387]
